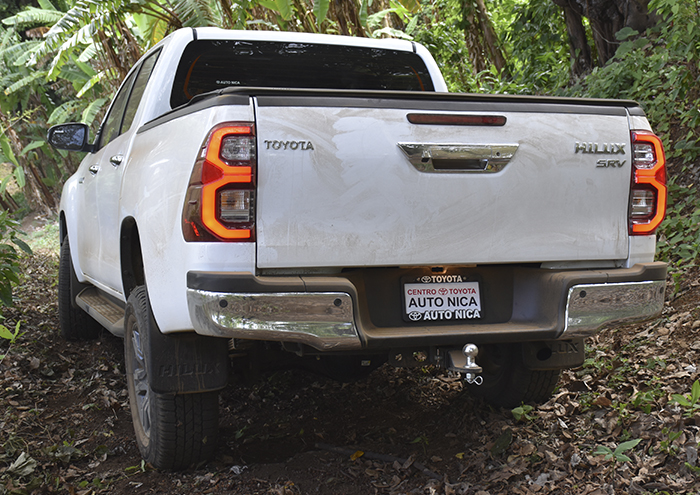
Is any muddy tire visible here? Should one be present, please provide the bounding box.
[58,236,102,340]
[124,286,218,470]
[467,343,560,408]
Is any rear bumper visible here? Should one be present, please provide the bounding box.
[563,280,665,337]
[186,262,667,351]
[187,290,360,351]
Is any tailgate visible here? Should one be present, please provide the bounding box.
[254,94,634,269]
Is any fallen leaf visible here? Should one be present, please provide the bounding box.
[519,442,536,456]
[350,450,364,461]
[7,452,37,477]
[491,428,513,457]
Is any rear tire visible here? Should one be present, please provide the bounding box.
[124,286,218,470]
[467,343,560,408]
[58,236,102,340]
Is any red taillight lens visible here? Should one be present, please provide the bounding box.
[183,123,256,242]
[629,130,667,235]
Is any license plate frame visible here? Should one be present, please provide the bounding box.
[402,274,482,323]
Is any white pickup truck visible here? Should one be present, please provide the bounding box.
[48,27,668,470]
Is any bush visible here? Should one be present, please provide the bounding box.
[0,209,31,308]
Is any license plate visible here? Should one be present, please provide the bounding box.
[403,275,481,322]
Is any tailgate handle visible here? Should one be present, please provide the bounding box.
[398,143,518,173]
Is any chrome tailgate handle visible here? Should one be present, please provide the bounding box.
[398,143,519,173]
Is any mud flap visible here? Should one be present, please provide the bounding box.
[521,339,585,371]
[147,326,229,394]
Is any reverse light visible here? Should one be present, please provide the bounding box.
[219,190,253,222]
[183,123,256,242]
[629,130,667,235]
[630,189,656,218]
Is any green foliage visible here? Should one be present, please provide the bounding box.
[45,441,84,464]
[511,403,534,422]
[25,219,60,253]
[630,388,662,414]
[0,319,23,362]
[312,0,329,26]
[656,179,700,269]
[0,210,31,308]
[562,0,700,161]
[593,438,642,464]
[659,427,682,455]
[0,320,22,344]
[78,477,109,490]
[501,0,570,92]
[125,459,149,474]
[410,0,473,91]
[410,433,429,454]
[671,379,700,418]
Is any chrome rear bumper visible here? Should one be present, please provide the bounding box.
[187,289,361,350]
[562,280,666,338]
[186,263,666,351]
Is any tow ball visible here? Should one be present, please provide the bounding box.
[447,343,483,385]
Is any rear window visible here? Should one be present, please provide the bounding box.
[170,40,434,108]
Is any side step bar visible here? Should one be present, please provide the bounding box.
[75,287,126,337]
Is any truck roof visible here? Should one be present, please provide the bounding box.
[168,26,418,53]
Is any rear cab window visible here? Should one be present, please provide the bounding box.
[170,40,435,108]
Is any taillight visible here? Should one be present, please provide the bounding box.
[182,123,256,241]
[629,130,667,235]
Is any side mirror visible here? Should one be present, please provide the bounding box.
[47,123,95,153]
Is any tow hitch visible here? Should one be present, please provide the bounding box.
[448,344,483,385]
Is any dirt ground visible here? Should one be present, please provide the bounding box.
[1,252,699,495]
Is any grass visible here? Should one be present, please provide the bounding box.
[23,219,59,255]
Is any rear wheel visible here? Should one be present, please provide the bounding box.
[58,236,102,340]
[467,343,560,408]
[124,286,218,470]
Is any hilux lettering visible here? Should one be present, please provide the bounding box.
[575,142,626,154]
[158,363,220,378]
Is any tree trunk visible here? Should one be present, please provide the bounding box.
[474,0,507,74]
[463,0,507,75]
[3,123,56,215]
[24,160,56,210]
[0,192,20,214]
[552,0,659,67]
[557,2,592,77]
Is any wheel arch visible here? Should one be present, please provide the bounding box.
[120,217,145,300]
[59,211,67,246]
